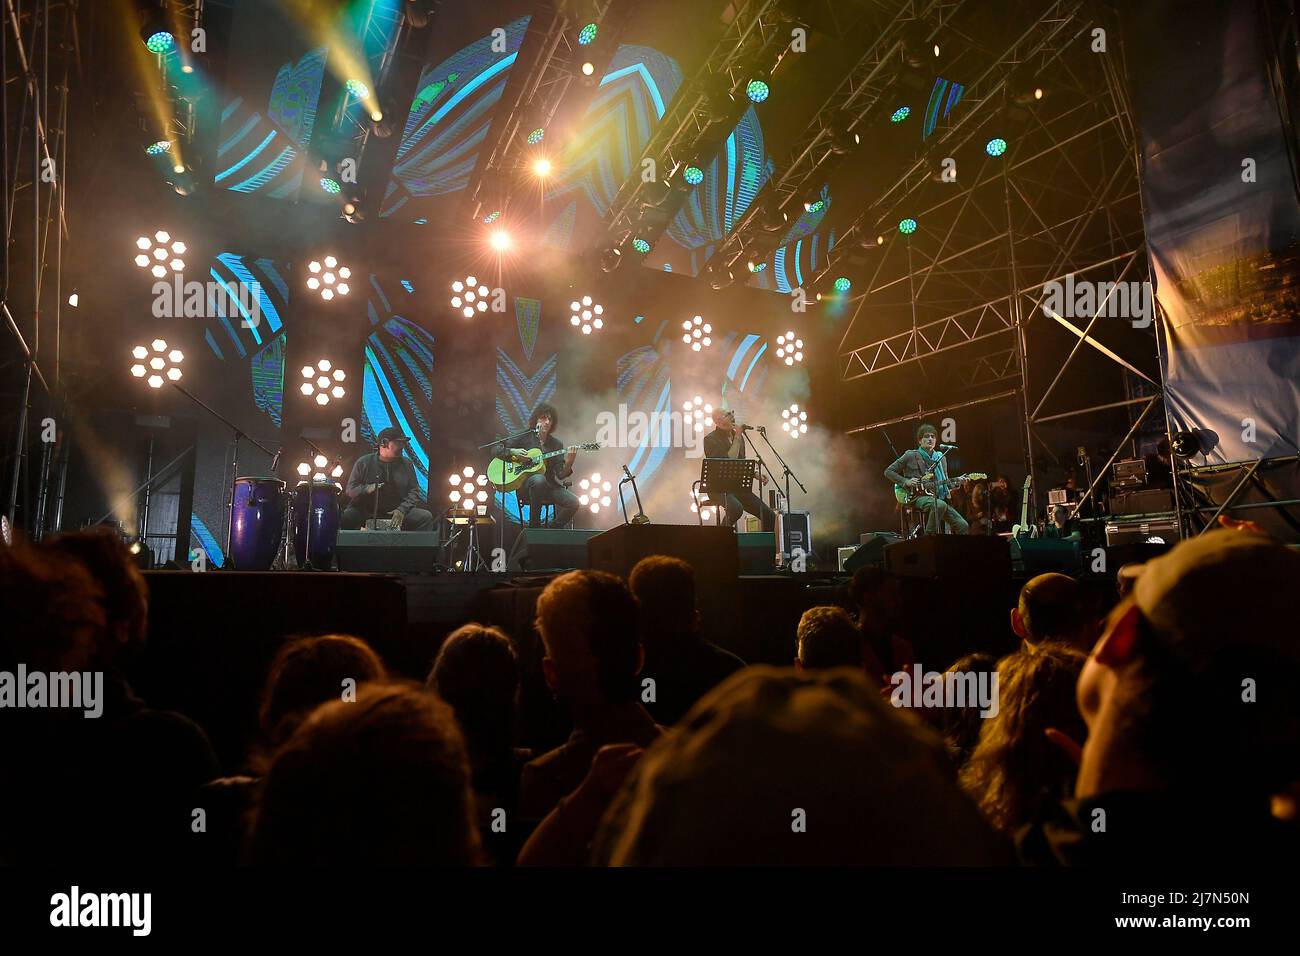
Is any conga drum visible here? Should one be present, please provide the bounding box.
[228,477,287,570]
[293,480,342,569]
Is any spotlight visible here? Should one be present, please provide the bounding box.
[299,360,346,405]
[404,0,435,28]
[775,332,804,366]
[1171,431,1204,459]
[581,61,595,76]
[707,263,735,291]
[450,274,491,317]
[747,259,768,273]
[899,217,917,235]
[681,315,712,351]
[689,490,715,523]
[578,473,613,515]
[447,467,491,510]
[746,79,770,103]
[346,78,371,100]
[631,238,652,254]
[804,199,825,214]
[526,128,544,145]
[532,157,553,177]
[830,124,861,155]
[986,137,1008,157]
[569,295,605,334]
[489,229,512,252]
[758,196,788,233]
[890,106,910,123]
[130,340,183,389]
[780,403,809,437]
[600,246,623,273]
[320,177,342,194]
[682,396,714,434]
[578,23,598,45]
[306,258,351,299]
[833,276,851,293]
[683,165,704,186]
[68,290,79,308]
[482,210,502,224]
[134,231,186,276]
[342,197,365,224]
[140,19,176,54]
[145,140,171,156]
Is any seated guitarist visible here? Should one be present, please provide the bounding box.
[884,423,970,535]
[512,402,580,529]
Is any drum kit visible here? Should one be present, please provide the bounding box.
[228,475,341,571]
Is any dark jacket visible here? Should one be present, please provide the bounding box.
[345,451,423,515]
[884,448,953,500]
[703,428,746,460]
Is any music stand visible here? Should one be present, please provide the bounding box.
[692,457,756,525]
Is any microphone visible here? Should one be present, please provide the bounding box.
[939,443,959,450]
[270,446,283,472]
[739,423,755,431]
[620,464,635,484]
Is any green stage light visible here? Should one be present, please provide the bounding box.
[899,218,917,235]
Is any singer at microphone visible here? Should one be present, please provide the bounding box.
[882,422,970,535]
[702,409,776,532]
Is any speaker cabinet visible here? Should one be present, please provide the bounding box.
[885,534,1011,580]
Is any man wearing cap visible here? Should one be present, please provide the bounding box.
[1017,530,1300,866]
[341,426,434,531]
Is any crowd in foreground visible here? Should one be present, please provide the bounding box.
[2,523,1298,866]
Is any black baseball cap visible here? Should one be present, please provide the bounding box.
[377,426,410,445]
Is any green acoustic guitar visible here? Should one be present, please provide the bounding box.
[894,472,986,505]
[486,442,601,492]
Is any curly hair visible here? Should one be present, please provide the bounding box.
[528,402,559,431]
[959,643,1087,833]
[915,422,938,442]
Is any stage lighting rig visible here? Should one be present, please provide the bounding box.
[299,360,347,406]
[706,262,735,291]
[578,474,612,515]
[682,315,712,351]
[448,467,490,510]
[450,275,490,318]
[130,340,184,389]
[599,246,623,273]
[689,492,715,524]
[299,455,345,483]
[682,396,713,433]
[781,403,808,438]
[306,257,352,300]
[570,296,605,334]
[776,332,803,366]
[134,231,186,279]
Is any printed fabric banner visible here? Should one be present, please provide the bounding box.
[1122,0,1300,465]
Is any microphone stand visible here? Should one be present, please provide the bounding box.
[755,426,806,509]
[169,383,276,567]
[482,426,539,568]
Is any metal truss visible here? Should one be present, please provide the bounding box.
[833,0,1164,527]
[3,0,78,530]
[706,0,971,272]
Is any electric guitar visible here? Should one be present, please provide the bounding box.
[1011,475,1038,538]
[894,471,986,505]
[486,442,601,491]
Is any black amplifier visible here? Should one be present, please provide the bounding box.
[1111,488,1174,515]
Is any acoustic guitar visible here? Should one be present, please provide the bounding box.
[894,471,987,505]
[486,442,601,491]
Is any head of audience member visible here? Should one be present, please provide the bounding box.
[591,667,1009,865]
[259,634,387,747]
[628,555,699,645]
[0,539,104,675]
[1011,573,1096,651]
[1115,563,1141,599]
[939,652,999,769]
[535,570,642,719]
[427,623,520,764]
[847,565,904,638]
[795,606,864,672]
[43,527,148,666]
[249,681,479,865]
[1076,531,1300,804]
[960,644,1088,832]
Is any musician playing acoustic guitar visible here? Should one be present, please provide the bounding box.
[884,423,971,535]
[509,402,581,529]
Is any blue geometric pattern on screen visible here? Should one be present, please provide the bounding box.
[216,47,326,196]
[381,17,530,216]
[924,77,964,140]
[362,315,436,498]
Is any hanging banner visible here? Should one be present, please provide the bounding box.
[1122,0,1300,465]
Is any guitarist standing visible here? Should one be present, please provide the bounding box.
[515,402,580,528]
[884,423,970,535]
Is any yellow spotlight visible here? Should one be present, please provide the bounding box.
[371,109,384,122]
[581,61,595,76]
[489,229,512,251]
[173,163,185,173]
[532,157,553,177]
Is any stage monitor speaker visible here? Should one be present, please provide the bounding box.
[1111,488,1175,515]
[588,524,739,580]
[843,532,900,573]
[513,528,600,571]
[738,531,775,572]
[336,530,440,572]
[1016,538,1083,575]
[885,534,1011,580]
